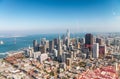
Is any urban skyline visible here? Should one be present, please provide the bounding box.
[0,0,120,35]
[0,0,120,79]
[0,29,120,79]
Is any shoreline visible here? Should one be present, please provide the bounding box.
[0,47,30,59]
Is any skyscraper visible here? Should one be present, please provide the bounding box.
[33,40,38,52]
[96,38,102,45]
[57,35,63,62]
[62,35,66,45]
[99,45,106,58]
[58,35,62,56]
[67,29,70,39]
[66,29,70,47]
[92,43,99,58]
[41,38,46,45]
[85,33,93,51]
[49,40,54,53]
[54,38,58,49]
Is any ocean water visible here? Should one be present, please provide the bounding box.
[0,33,85,58]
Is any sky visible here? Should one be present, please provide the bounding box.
[0,0,120,35]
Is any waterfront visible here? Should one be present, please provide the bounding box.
[0,33,85,58]
[0,31,120,79]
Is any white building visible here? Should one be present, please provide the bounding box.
[63,44,67,51]
[92,43,99,58]
[39,53,48,63]
[27,48,34,58]
[33,52,41,59]
[53,49,58,57]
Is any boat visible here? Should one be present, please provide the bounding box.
[0,41,4,45]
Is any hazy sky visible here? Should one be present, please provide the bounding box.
[0,0,120,35]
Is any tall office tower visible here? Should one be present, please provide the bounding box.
[54,38,58,49]
[57,35,62,62]
[66,29,70,47]
[77,42,80,49]
[58,35,62,56]
[41,38,46,45]
[63,44,67,51]
[62,35,66,45]
[85,33,93,51]
[45,40,49,51]
[53,49,58,58]
[33,40,38,52]
[99,45,106,58]
[92,43,99,58]
[67,29,70,39]
[96,38,102,45]
[62,52,66,62]
[69,44,74,51]
[49,40,54,53]
[81,37,85,44]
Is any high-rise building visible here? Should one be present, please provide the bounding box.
[92,43,99,58]
[62,35,66,45]
[62,44,67,51]
[58,35,63,62]
[39,53,48,64]
[69,44,74,51]
[33,40,38,52]
[54,38,58,49]
[85,33,93,51]
[76,42,80,49]
[96,38,102,45]
[67,29,70,39]
[62,52,66,62]
[41,38,46,45]
[58,35,62,56]
[99,45,106,58]
[45,40,49,49]
[53,49,58,57]
[66,29,70,47]
[79,37,85,44]
[49,40,54,53]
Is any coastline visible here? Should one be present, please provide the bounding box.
[0,47,30,59]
